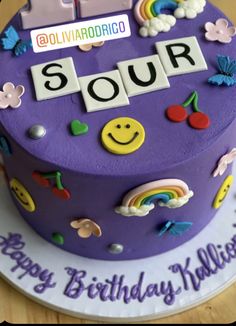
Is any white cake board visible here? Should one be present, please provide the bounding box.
[0,170,236,323]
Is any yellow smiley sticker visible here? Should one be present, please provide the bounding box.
[10,178,36,212]
[213,175,234,209]
[101,117,145,155]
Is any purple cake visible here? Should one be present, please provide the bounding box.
[0,0,236,261]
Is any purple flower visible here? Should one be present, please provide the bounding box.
[0,82,25,109]
[205,18,236,44]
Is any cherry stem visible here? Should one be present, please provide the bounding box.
[40,171,64,190]
[182,91,201,113]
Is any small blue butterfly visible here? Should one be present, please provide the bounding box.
[158,221,193,237]
[1,26,32,57]
[208,55,236,87]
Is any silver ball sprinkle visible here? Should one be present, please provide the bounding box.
[108,244,124,255]
[28,125,46,140]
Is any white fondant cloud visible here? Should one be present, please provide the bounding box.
[115,204,155,217]
[158,191,194,208]
[139,14,176,38]
[174,0,206,19]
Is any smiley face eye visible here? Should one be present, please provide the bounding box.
[126,124,131,129]
[116,124,121,129]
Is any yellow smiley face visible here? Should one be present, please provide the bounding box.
[101,117,145,155]
[213,175,234,209]
[10,178,36,212]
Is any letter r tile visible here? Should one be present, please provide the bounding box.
[117,55,170,97]
[155,36,208,77]
[79,70,130,113]
[31,57,80,101]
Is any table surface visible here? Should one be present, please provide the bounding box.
[1,0,236,324]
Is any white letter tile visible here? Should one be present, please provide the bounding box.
[79,70,130,113]
[31,57,80,101]
[117,55,170,97]
[156,36,208,77]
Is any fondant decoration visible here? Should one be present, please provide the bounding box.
[0,136,12,156]
[0,0,27,34]
[166,91,211,130]
[208,55,236,87]
[70,120,89,136]
[20,0,76,30]
[115,179,194,217]
[213,175,234,209]
[78,0,133,18]
[78,41,105,52]
[70,219,102,239]
[28,125,47,140]
[0,82,25,109]
[117,55,170,97]
[108,244,124,255]
[10,178,36,212]
[205,18,236,44]
[52,232,64,245]
[1,26,32,57]
[32,171,71,200]
[174,0,206,19]
[156,36,208,77]
[101,117,145,155]
[158,221,193,237]
[213,149,236,178]
[139,15,176,38]
[31,57,80,101]
[135,0,206,37]
[79,70,129,113]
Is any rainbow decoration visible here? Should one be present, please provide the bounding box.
[115,179,194,217]
[134,0,182,25]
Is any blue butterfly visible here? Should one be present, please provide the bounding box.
[208,55,236,87]
[1,26,32,57]
[158,221,193,237]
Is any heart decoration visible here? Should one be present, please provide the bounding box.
[70,120,89,136]
[0,136,12,155]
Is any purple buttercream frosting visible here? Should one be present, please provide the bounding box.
[0,1,236,260]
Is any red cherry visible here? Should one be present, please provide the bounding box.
[52,187,71,200]
[32,172,50,187]
[166,105,188,123]
[188,112,210,130]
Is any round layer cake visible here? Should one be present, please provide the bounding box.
[0,0,236,260]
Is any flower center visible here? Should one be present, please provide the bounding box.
[217,29,224,34]
[5,93,12,99]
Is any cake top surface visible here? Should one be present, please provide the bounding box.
[0,0,236,176]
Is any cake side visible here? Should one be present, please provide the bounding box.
[0,0,236,260]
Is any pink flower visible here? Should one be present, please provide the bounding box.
[0,82,25,109]
[78,41,105,52]
[70,218,102,239]
[205,18,236,44]
[213,148,236,177]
